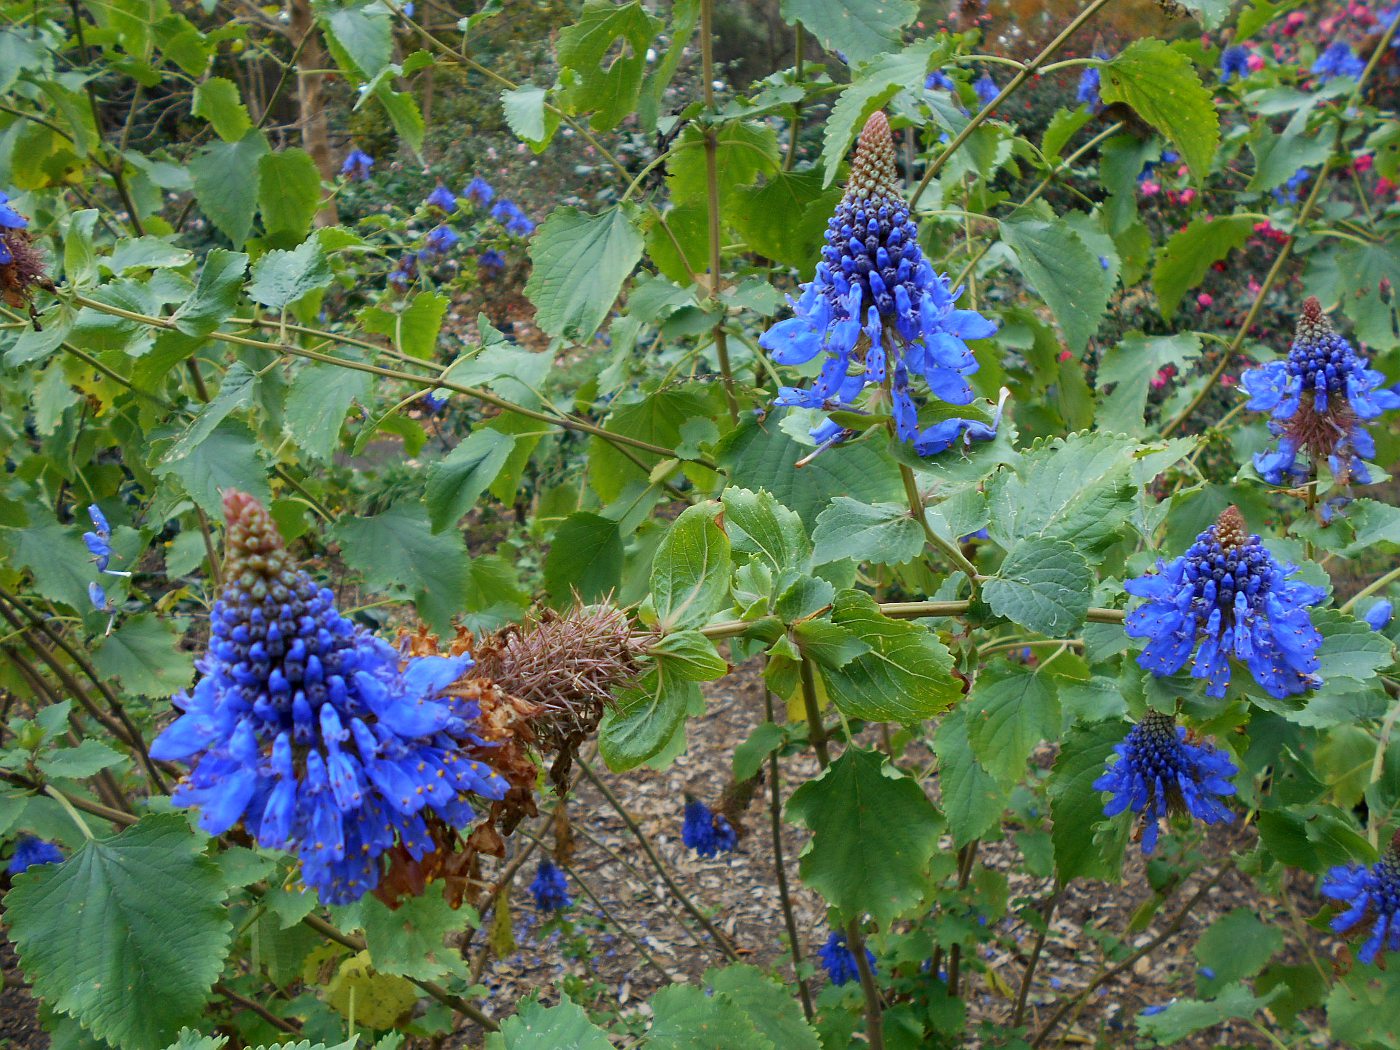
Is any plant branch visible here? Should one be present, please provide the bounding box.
[764,685,814,1019]
[700,0,739,423]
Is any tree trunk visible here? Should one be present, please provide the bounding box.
[288,0,339,227]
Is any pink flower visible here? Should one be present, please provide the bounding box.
[1058,350,1073,362]
[1141,180,1160,197]
[1272,42,1288,59]
[1248,278,1262,294]
[1355,154,1374,172]
[1379,177,1396,194]
[1197,293,1214,309]
[1247,53,1265,71]
[1179,188,1197,205]
[1220,374,1238,388]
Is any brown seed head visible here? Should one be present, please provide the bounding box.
[0,230,49,308]
[221,490,294,593]
[847,111,900,201]
[1214,506,1248,550]
[1295,295,1331,346]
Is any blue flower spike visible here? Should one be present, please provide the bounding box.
[1312,41,1365,82]
[1124,506,1325,699]
[150,490,508,905]
[681,798,737,858]
[425,184,457,213]
[760,111,997,454]
[464,176,495,207]
[1241,297,1400,490]
[1093,711,1238,855]
[530,858,573,912]
[819,930,876,986]
[8,836,64,875]
[340,148,374,181]
[1322,832,1400,965]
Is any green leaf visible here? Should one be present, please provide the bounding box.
[721,487,810,573]
[1047,721,1126,881]
[191,77,250,142]
[1099,38,1219,184]
[525,205,643,342]
[165,363,257,462]
[91,614,195,699]
[257,149,322,238]
[701,965,821,1050]
[999,216,1113,354]
[963,663,1059,788]
[983,538,1092,636]
[986,432,1138,556]
[786,748,942,928]
[1151,214,1253,317]
[732,723,785,782]
[6,814,231,1050]
[598,670,696,772]
[812,498,924,568]
[189,131,268,246]
[1313,609,1395,684]
[647,984,773,1049]
[331,502,470,634]
[933,709,1007,847]
[37,740,126,780]
[153,418,270,516]
[284,361,372,463]
[1137,982,1282,1044]
[1327,968,1400,1049]
[651,503,732,632]
[1247,108,1331,193]
[543,512,624,603]
[1194,909,1283,984]
[778,0,916,66]
[501,84,560,151]
[247,240,333,310]
[423,429,514,533]
[815,590,961,723]
[649,630,729,682]
[715,414,904,523]
[730,171,843,270]
[1338,499,1400,555]
[556,0,662,132]
[316,0,392,78]
[793,618,870,669]
[171,248,248,337]
[667,121,779,211]
[1176,0,1231,27]
[495,994,613,1049]
[363,291,450,361]
[821,40,939,186]
[373,84,425,158]
[356,883,471,982]
[2,520,103,616]
[1096,333,1203,434]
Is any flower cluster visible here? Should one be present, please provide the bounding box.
[340,148,374,181]
[1312,40,1365,81]
[1219,44,1250,82]
[973,72,998,105]
[1124,506,1325,698]
[8,836,63,875]
[1094,712,1238,854]
[818,930,876,986]
[1323,836,1400,965]
[490,199,535,238]
[82,504,129,616]
[1241,297,1400,490]
[388,175,533,289]
[150,491,509,905]
[681,799,736,858]
[761,111,998,455]
[529,858,572,912]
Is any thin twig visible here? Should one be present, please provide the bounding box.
[765,685,814,1020]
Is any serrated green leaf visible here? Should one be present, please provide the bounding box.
[191,77,250,142]
[284,361,372,463]
[501,84,560,151]
[812,498,924,567]
[373,84,424,158]
[543,511,624,603]
[786,747,942,928]
[153,418,270,516]
[248,240,332,310]
[702,964,821,1050]
[651,503,731,632]
[721,487,810,573]
[556,0,662,132]
[778,0,916,66]
[1152,214,1253,317]
[821,40,939,186]
[494,994,613,1049]
[730,171,843,270]
[1137,982,1282,1044]
[1338,499,1400,555]
[1096,333,1203,435]
[1099,38,1219,184]
[356,883,471,982]
[933,709,1006,847]
[423,429,514,533]
[316,0,392,78]
[37,740,126,780]
[1048,721,1126,881]
[90,614,195,699]
[171,248,248,338]
[3,520,103,615]
[257,149,322,238]
[815,590,961,723]
[732,723,785,782]
[999,216,1113,354]
[650,630,729,681]
[189,131,268,246]
[598,669,695,772]
[1314,609,1395,683]
[666,121,778,212]
[526,205,643,342]
[793,618,870,669]
[1327,968,1400,1049]
[1194,909,1283,984]
[964,663,1059,788]
[647,984,773,1049]
[6,814,231,1050]
[983,538,1093,636]
[330,502,469,634]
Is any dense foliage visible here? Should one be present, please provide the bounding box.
[1,0,1399,1046]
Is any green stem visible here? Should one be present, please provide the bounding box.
[898,462,981,584]
[1342,565,1400,613]
[765,685,814,1020]
[700,0,739,423]
[783,22,806,172]
[44,784,95,840]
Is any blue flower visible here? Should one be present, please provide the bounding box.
[818,930,875,986]
[681,799,737,858]
[973,73,998,106]
[465,176,495,206]
[913,387,1007,456]
[1140,1004,1170,1017]
[389,253,418,289]
[1240,297,1400,488]
[340,148,374,181]
[150,491,508,905]
[0,190,27,267]
[1124,506,1325,698]
[530,858,573,912]
[760,112,997,454]
[8,836,64,875]
[426,185,457,213]
[89,581,112,612]
[1365,600,1393,632]
[925,70,957,92]
[420,225,460,258]
[1322,842,1400,965]
[420,389,449,414]
[1312,41,1365,82]
[402,1,413,14]
[1219,45,1250,83]
[478,249,506,275]
[83,504,112,573]
[492,200,534,237]
[1093,711,1237,854]
[1272,167,1311,204]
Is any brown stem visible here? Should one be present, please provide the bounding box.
[700,0,739,423]
[1012,884,1064,1029]
[764,686,814,1019]
[213,981,301,1034]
